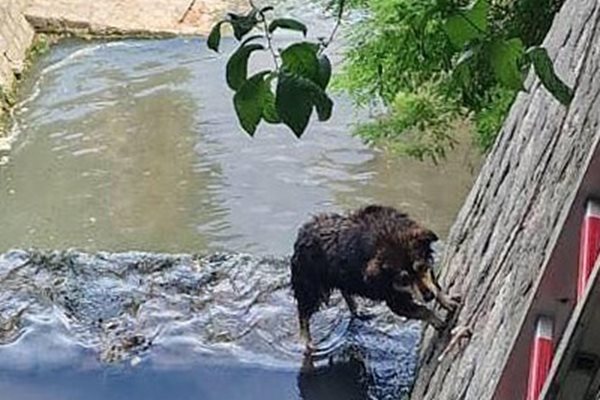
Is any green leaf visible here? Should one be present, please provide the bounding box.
[207,21,224,52]
[452,48,475,87]
[228,11,259,41]
[226,43,264,91]
[268,18,308,36]
[262,86,281,124]
[280,42,321,83]
[489,38,525,90]
[233,71,271,136]
[241,34,263,45]
[316,54,332,89]
[313,87,333,121]
[276,72,313,137]
[276,71,333,137]
[526,46,574,106]
[445,0,489,49]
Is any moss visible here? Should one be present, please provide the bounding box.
[25,33,57,67]
[28,34,49,59]
[0,107,6,134]
[0,85,11,135]
[0,33,59,137]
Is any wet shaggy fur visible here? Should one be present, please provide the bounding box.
[291,205,455,346]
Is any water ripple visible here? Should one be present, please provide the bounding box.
[0,250,419,398]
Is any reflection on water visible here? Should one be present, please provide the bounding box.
[0,38,477,255]
[0,250,419,399]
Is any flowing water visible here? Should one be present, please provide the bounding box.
[0,250,421,399]
[0,15,478,400]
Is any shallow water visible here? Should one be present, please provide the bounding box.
[0,14,476,400]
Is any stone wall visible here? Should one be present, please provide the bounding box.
[0,0,34,136]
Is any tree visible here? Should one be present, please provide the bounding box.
[207,0,572,163]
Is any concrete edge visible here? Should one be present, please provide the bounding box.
[0,1,210,159]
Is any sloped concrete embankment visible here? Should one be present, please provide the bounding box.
[0,0,34,154]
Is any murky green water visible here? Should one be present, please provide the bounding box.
[0,37,476,256]
[0,24,476,400]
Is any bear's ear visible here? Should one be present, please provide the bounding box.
[408,227,438,244]
[422,229,438,243]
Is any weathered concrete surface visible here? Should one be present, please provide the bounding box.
[23,0,227,36]
[410,0,600,399]
[0,0,35,128]
[0,0,235,140]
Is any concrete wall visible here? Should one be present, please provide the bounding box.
[0,0,34,131]
[410,0,600,399]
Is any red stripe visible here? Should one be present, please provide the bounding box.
[578,214,600,301]
[526,336,553,400]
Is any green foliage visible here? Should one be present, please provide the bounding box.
[208,21,225,52]
[234,71,272,135]
[526,46,574,105]
[444,0,489,48]
[228,10,261,40]
[473,85,515,150]
[277,71,333,136]
[208,0,571,158]
[280,42,320,81]
[354,79,460,162]
[334,0,454,106]
[316,55,332,89]
[268,18,308,36]
[226,43,265,90]
[207,2,336,137]
[488,38,525,90]
[337,0,570,159]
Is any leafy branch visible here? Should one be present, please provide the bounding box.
[207,1,342,138]
[207,0,573,161]
[336,0,572,161]
[444,0,573,105]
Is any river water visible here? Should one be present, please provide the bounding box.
[0,37,476,255]
[0,14,477,400]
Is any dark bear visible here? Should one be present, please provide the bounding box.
[291,205,459,350]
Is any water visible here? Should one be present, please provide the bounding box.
[0,250,420,399]
[0,37,477,256]
[0,25,476,400]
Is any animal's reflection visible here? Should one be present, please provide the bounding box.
[297,346,370,400]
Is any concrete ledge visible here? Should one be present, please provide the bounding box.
[0,0,226,140]
[23,0,219,37]
[0,0,35,139]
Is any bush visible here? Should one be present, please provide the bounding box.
[354,78,461,162]
[473,85,515,150]
[337,0,567,159]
